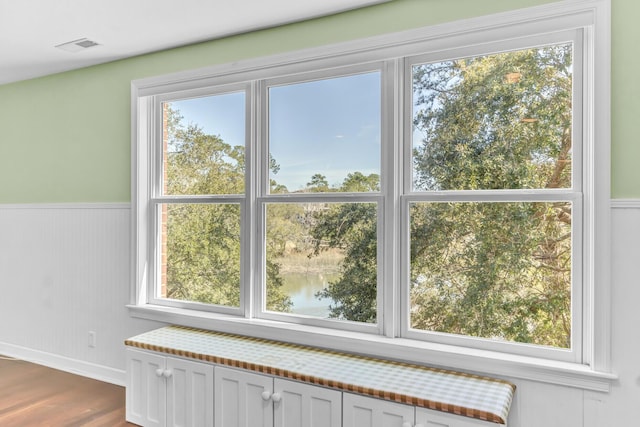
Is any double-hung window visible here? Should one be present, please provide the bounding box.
[402,33,584,361]
[260,66,384,334]
[154,86,249,314]
[132,0,610,373]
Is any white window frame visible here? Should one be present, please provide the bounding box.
[130,0,613,390]
[255,63,388,335]
[149,82,251,317]
[400,29,585,363]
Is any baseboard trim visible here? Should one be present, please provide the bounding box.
[0,342,125,386]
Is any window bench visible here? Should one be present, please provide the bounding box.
[125,325,515,426]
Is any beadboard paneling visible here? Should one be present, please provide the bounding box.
[0,204,162,384]
[0,202,639,426]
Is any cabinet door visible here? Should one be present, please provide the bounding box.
[343,393,415,427]
[416,407,500,427]
[274,378,341,427]
[214,366,274,427]
[126,348,167,427]
[166,357,214,427]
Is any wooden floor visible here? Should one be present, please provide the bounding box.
[0,356,134,426]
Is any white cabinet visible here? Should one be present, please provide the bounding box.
[127,349,166,427]
[214,366,342,427]
[126,346,505,427]
[214,366,273,427]
[343,393,502,427]
[126,348,214,427]
[166,357,214,427]
[343,393,414,427]
[275,376,342,427]
[416,407,500,427]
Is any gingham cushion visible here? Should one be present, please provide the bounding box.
[125,326,515,424]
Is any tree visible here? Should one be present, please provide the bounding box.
[306,174,329,192]
[340,172,379,193]
[310,44,573,347]
[164,106,291,312]
[410,44,573,347]
[309,173,380,322]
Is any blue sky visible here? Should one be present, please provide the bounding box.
[171,71,381,191]
[172,91,246,151]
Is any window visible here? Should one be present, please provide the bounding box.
[132,0,610,375]
[260,69,383,332]
[152,88,248,314]
[403,43,582,357]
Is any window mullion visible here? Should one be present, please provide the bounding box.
[252,78,268,320]
[403,190,582,203]
[381,58,401,338]
[142,96,161,305]
[399,55,415,340]
[248,81,266,318]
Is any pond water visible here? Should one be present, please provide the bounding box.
[280,272,340,317]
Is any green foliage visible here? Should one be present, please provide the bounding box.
[311,200,378,323]
[298,173,380,322]
[265,202,307,312]
[166,203,241,306]
[409,201,571,347]
[310,44,573,347]
[306,174,329,192]
[341,172,380,192]
[163,42,575,348]
[163,105,291,311]
[166,114,245,196]
[412,44,572,191]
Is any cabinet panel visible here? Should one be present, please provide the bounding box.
[166,357,214,427]
[343,393,415,427]
[416,407,499,427]
[126,348,213,427]
[215,366,274,427]
[274,378,341,427]
[126,349,167,427]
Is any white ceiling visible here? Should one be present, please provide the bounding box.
[0,0,387,85]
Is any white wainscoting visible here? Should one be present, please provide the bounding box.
[0,203,163,385]
[0,201,639,426]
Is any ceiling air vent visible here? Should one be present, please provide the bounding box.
[55,38,100,53]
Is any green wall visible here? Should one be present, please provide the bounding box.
[611,0,640,198]
[0,0,635,203]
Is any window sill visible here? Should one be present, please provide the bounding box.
[127,304,616,392]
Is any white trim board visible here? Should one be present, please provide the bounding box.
[0,202,131,210]
[0,200,632,209]
[0,200,635,209]
[611,199,640,209]
[132,0,602,96]
[0,341,126,386]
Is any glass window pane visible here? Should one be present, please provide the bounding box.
[412,43,573,191]
[265,202,378,323]
[163,92,245,195]
[409,201,572,348]
[268,72,381,194]
[160,203,241,307]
